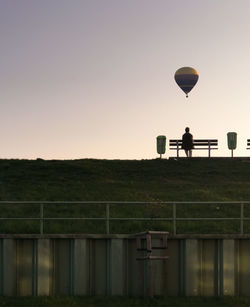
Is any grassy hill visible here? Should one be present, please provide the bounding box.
[1,157,250,201]
[1,158,250,234]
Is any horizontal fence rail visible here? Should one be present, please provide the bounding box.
[0,201,250,235]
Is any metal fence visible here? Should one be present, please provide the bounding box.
[0,201,249,235]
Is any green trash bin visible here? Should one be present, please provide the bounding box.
[156,136,166,158]
[227,132,237,157]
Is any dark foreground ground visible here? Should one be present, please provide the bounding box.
[0,296,250,307]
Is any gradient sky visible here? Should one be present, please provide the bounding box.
[1,0,250,159]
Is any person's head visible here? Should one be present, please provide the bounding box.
[185,127,190,133]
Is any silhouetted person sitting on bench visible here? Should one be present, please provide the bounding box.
[182,127,194,157]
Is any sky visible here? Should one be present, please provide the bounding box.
[1,0,250,159]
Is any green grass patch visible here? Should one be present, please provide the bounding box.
[1,158,250,234]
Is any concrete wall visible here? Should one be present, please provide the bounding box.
[0,234,250,296]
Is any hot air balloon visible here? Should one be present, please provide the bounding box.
[174,67,199,98]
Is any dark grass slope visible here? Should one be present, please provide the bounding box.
[1,158,250,234]
[1,157,250,201]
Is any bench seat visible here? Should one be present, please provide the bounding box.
[169,139,218,157]
[247,139,250,149]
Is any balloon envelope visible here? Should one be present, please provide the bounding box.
[174,67,199,97]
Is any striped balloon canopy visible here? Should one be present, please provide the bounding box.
[174,67,199,98]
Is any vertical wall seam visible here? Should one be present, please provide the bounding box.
[32,239,38,296]
[219,239,224,296]
[52,239,55,295]
[0,240,3,295]
[89,239,94,295]
[86,239,90,295]
[106,239,111,296]
[126,239,129,296]
[70,239,74,295]
[16,240,19,296]
[88,239,91,295]
[235,239,239,295]
[200,239,203,296]
[183,239,186,295]
[179,240,186,296]
[214,240,219,296]
[178,240,181,296]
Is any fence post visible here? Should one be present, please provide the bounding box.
[40,203,44,235]
[173,203,176,236]
[240,203,244,235]
[106,203,110,234]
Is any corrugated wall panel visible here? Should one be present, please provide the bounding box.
[16,239,35,296]
[1,237,250,296]
[185,239,200,296]
[110,239,125,295]
[151,238,167,296]
[127,238,140,296]
[74,239,88,295]
[37,239,51,295]
[201,240,216,296]
[53,239,73,295]
[3,239,16,296]
[166,240,179,295]
[93,239,108,295]
[223,240,235,295]
[239,240,250,295]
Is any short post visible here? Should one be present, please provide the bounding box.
[173,203,176,235]
[240,203,244,235]
[208,140,211,158]
[106,203,110,234]
[40,203,44,235]
[177,141,179,158]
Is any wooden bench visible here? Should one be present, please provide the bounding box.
[169,139,218,158]
[247,139,250,149]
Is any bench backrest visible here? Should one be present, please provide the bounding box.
[247,139,250,147]
[169,139,218,147]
